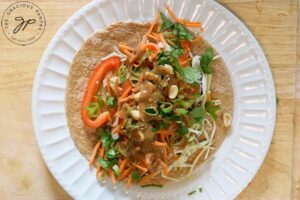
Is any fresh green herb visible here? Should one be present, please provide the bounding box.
[99,128,113,151]
[159,121,169,129]
[105,95,115,107]
[205,101,221,120]
[85,102,99,118]
[160,102,173,113]
[190,107,206,123]
[141,184,163,188]
[98,158,117,169]
[131,169,143,180]
[157,49,201,84]
[160,12,174,32]
[93,95,104,108]
[180,66,201,84]
[112,164,121,176]
[144,107,158,116]
[175,108,189,115]
[200,48,214,74]
[276,96,279,105]
[132,66,140,77]
[166,115,182,123]
[174,99,194,109]
[106,148,119,159]
[198,187,203,193]
[176,125,189,136]
[118,65,128,83]
[187,190,197,196]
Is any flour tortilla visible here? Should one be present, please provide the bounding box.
[65,22,233,183]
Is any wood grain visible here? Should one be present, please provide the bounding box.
[0,0,297,199]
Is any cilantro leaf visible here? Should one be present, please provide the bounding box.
[105,95,115,107]
[180,66,201,84]
[131,169,143,180]
[205,101,221,120]
[99,128,113,151]
[190,107,206,123]
[200,48,214,74]
[98,158,118,169]
[106,148,119,159]
[176,126,189,136]
[160,12,174,31]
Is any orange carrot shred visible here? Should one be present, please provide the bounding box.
[115,78,119,97]
[118,165,135,181]
[120,158,129,173]
[126,176,132,192]
[154,141,168,147]
[107,168,116,185]
[132,163,148,172]
[89,141,101,166]
[139,172,156,185]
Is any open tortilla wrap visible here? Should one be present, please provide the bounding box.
[65,22,233,184]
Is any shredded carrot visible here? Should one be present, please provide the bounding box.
[107,168,116,185]
[89,141,101,166]
[139,172,156,185]
[178,54,191,67]
[132,162,148,172]
[166,5,203,28]
[154,141,168,147]
[126,176,132,191]
[147,12,160,34]
[119,43,135,51]
[118,95,133,103]
[120,86,132,99]
[118,166,134,181]
[120,158,129,173]
[100,145,104,157]
[146,33,160,41]
[160,160,168,175]
[106,74,112,96]
[122,79,132,92]
[180,40,192,52]
[163,146,168,163]
[207,91,212,101]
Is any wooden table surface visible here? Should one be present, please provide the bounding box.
[0,0,298,199]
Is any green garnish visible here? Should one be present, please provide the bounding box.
[198,187,203,193]
[176,125,189,136]
[106,148,119,159]
[276,96,279,105]
[112,165,121,176]
[131,169,143,180]
[99,128,113,151]
[175,99,194,109]
[105,95,115,107]
[175,108,188,115]
[85,102,99,118]
[98,158,117,169]
[141,184,163,188]
[144,107,158,116]
[160,102,173,113]
[187,190,197,196]
[118,65,128,83]
[205,101,221,120]
[157,50,201,84]
[160,12,193,41]
[93,95,104,108]
[200,48,214,74]
[132,66,140,77]
[190,107,206,123]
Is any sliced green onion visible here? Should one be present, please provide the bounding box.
[160,102,173,113]
[118,65,128,83]
[175,108,188,115]
[112,165,121,176]
[187,190,196,196]
[85,102,99,118]
[132,66,140,77]
[129,76,139,86]
[175,99,194,109]
[144,107,158,116]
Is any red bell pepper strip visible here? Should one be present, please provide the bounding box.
[81,56,121,128]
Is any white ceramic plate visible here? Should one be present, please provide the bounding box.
[32,0,276,199]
